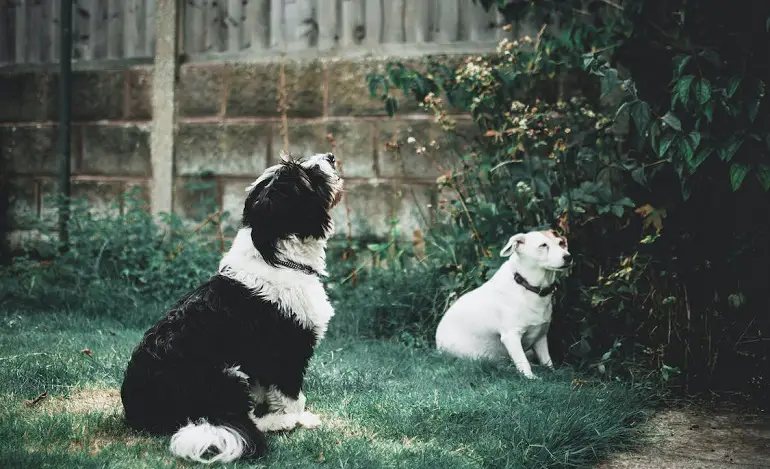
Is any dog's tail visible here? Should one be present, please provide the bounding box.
[170,415,267,464]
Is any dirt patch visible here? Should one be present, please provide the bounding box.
[599,406,770,468]
[27,387,122,415]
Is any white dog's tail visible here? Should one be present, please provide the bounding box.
[170,417,266,464]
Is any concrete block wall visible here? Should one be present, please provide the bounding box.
[0,56,479,244]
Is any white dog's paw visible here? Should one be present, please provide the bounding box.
[298,411,322,429]
[523,372,538,380]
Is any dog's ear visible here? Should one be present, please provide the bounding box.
[501,233,526,257]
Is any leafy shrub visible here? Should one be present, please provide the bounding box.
[0,187,227,324]
[357,0,770,400]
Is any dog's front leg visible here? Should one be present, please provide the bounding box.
[532,334,554,370]
[500,330,536,379]
[252,387,321,432]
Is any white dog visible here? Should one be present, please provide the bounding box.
[435,230,572,379]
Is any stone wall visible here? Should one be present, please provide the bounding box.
[0,57,478,246]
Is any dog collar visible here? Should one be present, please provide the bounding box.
[513,272,558,297]
[274,258,320,276]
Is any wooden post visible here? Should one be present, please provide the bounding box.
[149,0,178,217]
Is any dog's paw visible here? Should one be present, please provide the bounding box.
[523,372,539,380]
[298,411,322,429]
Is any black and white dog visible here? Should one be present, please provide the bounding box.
[120,152,343,464]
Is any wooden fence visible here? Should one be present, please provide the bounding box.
[0,0,521,66]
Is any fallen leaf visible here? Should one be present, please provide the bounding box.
[317,451,325,463]
[23,391,48,407]
[81,348,93,357]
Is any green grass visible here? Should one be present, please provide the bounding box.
[0,305,652,469]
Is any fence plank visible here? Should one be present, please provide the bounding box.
[244,0,269,50]
[437,0,459,43]
[317,0,336,50]
[364,0,381,46]
[205,0,225,53]
[0,1,10,63]
[91,0,108,59]
[339,0,364,47]
[73,0,91,59]
[404,0,429,43]
[227,0,243,52]
[28,0,44,62]
[124,0,140,57]
[48,0,60,62]
[14,0,26,63]
[382,0,404,44]
[269,0,283,49]
[145,0,156,56]
[284,0,313,50]
[466,0,496,43]
[107,0,123,58]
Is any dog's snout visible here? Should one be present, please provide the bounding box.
[563,254,572,263]
[325,153,335,165]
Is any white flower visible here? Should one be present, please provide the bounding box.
[407,136,416,144]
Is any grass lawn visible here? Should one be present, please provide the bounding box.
[0,306,652,469]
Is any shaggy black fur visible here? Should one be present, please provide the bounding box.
[120,154,337,461]
[244,158,335,267]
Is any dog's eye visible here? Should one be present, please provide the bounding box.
[539,243,548,248]
[559,241,566,247]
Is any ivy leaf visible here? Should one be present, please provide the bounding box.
[694,78,712,105]
[730,163,750,191]
[703,100,715,122]
[688,131,701,150]
[631,167,647,186]
[678,137,694,164]
[662,112,682,131]
[674,75,695,107]
[659,134,676,157]
[649,121,661,150]
[689,147,713,171]
[727,76,741,98]
[718,138,743,162]
[698,49,720,67]
[384,96,399,117]
[635,204,667,232]
[756,164,770,191]
[672,54,691,76]
[366,74,387,97]
[681,179,692,201]
[631,101,652,135]
[614,101,631,121]
[600,68,620,98]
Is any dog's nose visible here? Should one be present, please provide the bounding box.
[563,254,572,263]
[325,153,335,165]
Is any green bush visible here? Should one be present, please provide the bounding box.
[0,187,226,324]
[358,0,770,400]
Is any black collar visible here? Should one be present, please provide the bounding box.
[274,258,320,276]
[513,272,558,297]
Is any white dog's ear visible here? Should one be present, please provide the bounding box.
[501,233,526,257]
[279,150,291,163]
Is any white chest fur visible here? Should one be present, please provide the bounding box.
[218,229,335,339]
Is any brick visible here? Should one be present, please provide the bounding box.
[221,180,247,232]
[123,181,151,213]
[326,120,376,178]
[80,125,151,176]
[269,121,331,164]
[173,176,221,222]
[127,67,152,120]
[177,123,270,176]
[326,59,390,117]
[0,73,55,122]
[376,120,444,179]
[0,125,60,175]
[6,178,38,229]
[71,181,124,218]
[390,183,436,238]
[70,71,125,120]
[283,60,325,118]
[224,124,271,176]
[178,64,225,117]
[177,123,226,176]
[225,63,279,117]
[225,60,325,118]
